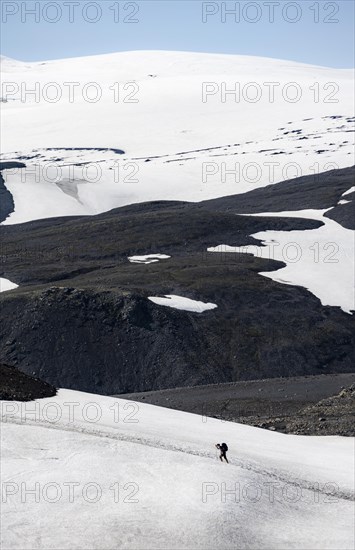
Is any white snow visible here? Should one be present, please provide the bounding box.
[128,254,171,264]
[0,278,18,292]
[1,50,354,224]
[1,389,354,550]
[342,186,355,197]
[208,210,354,314]
[148,294,217,312]
[338,199,351,205]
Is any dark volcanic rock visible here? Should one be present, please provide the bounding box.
[0,287,227,394]
[0,202,321,286]
[258,383,355,436]
[0,278,354,395]
[324,196,355,230]
[121,373,355,436]
[201,166,355,228]
[0,162,26,170]
[0,363,57,401]
[293,383,355,436]
[0,166,354,395]
[0,173,15,223]
[0,162,26,223]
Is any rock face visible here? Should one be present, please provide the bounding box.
[0,283,354,395]
[0,172,15,223]
[0,167,354,395]
[294,383,355,436]
[0,363,56,401]
[0,287,223,394]
[258,384,355,436]
[325,193,355,230]
[0,162,26,223]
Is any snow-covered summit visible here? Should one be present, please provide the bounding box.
[3,49,352,74]
[1,50,354,224]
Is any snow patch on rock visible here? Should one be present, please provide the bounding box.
[0,278,18,292]
[128,254,171,264]
[148,294,217,313]
[208,209,354,314]
[342,186,355,197]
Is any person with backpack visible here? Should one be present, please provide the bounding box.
[216,442,229,463]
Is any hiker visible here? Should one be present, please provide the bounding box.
[216,442,229,463]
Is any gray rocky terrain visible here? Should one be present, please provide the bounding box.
[0,167,354,397]
[122,373,355,436]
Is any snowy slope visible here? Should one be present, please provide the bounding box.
[1,51,354,223]
[1,389,354,550]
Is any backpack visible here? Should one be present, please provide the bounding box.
[221,443,228,452]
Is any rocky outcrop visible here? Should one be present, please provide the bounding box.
[0,282,354,395]
[0,172,15,223]
[0,363,56,401]
[0,162,26,223]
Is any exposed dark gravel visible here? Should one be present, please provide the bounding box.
[0,203,321,286]
[0,363,57,401]
[121,373,355,436]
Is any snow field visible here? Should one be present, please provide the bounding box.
[1,51,354,224]
[1,390,354,549]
